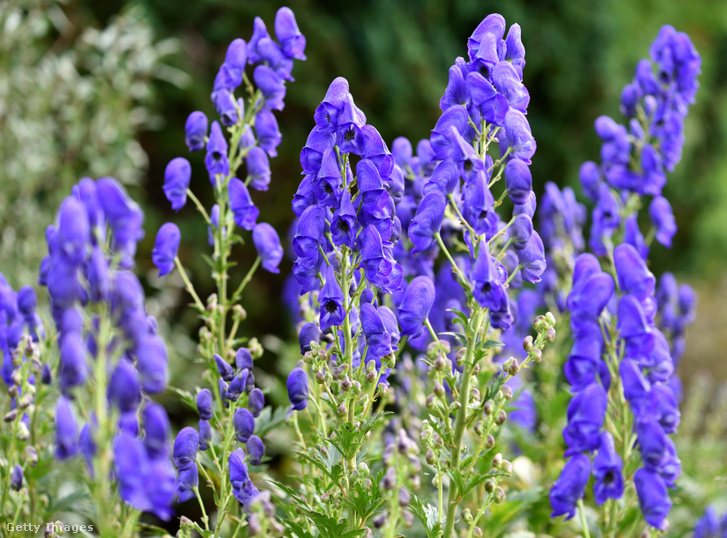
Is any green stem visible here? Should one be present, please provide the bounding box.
[443,310,485,537]
[577,499,591,538]
[186,188,212,225]
[231,256,261,303]
[195,487,210,530]
[175,257,206,312]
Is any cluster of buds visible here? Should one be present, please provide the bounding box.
[374,429,421,532]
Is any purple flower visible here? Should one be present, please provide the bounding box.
[255,109,282,157]
[11,465,22,491]
[205,121,229,180]
[516,230,546,283]
[173,427,199,469]
[649,196,677,247]
[563,382,607,456]
[228,177,259,231]
[246,146,271,191]
[319,265,345,331]
[248,388,265,417]
[593,432,624,505]
[152,223,181,277]
[229,448,259,505]
[135,335,168,395]
[196,389,213,420]
[234,408,256,443]
[360,303,392,359]
[96,178,144,266]
[471,243,507,312]
[275,7,306,60]
[59,331,87,394]
[505,159,533,205]
[397,276,435,338]
[330,189,358,248]
[215,89,239,126]
[176,461,199,503]
[236,347,254,371]
[56,196,90,265]
[298,322,320,354]
[246,435,265,465]
[253,65,286,111]
[502,109,536,164]
[550,454,591,520]
[199,419,211,451]
[293,205,326,260]
[634,468,671,531]
[55,397,78,460]
[107,359,141,413]
[253,223,283,273]
[143,402,171,460]
[185,111,208,152]
[287,367,309,411]
[408,190,446,254]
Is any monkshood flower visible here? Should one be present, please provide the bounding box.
[55,397,78,460]
[185,111,208,152]
[163,157,191,211]
[634,468,672,531]
[229,448,260,505]
[397,276,435,338]
[252,223,283,273]
[592,432,624,505]
[287,367,309,411]
[550,454,591,520]
[152,222,181,277]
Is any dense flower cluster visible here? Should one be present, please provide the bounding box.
[580,25,700,256]
[550,25,701,532]
[38,177,176,519]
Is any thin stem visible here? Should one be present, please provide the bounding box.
[195,487,210,531]
[443,310,485,537]
[435,233,467,284]
[175,257,206,312]
[577,499,591,538]
[231,256,261,302]
[187,189,212,225]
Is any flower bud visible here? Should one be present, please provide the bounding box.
[504,358,519,376]
[398,486,411,507]
[358,462,370,476]
[25,445,38,466]
[473,526,483,537]
[462,508,473,523]
[337,402,347,417]
[492,453,503,468]
[484,480,495,493]
[352,380,361,394]
[502,460,513,475]
[531,348,542,363]
[455,347,467,366]
[494,486,505,503]
[474,421,484,436]
[484,399,495,416]
[495,410,507,425]
[315,370,326,384]
[486,434,495,449]
[341,375,352,392]
[433,357,446,371]
[433,381,445,397]
[373,512,387,529]
[523,335,534,351]
[233,304,247,321]
[4,409,18,423]
[500,385,513,400]
[426,448,436,465]
[366,370,377,384]
[546,326,556,343]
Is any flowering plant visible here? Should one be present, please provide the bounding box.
[1,7,722,538]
